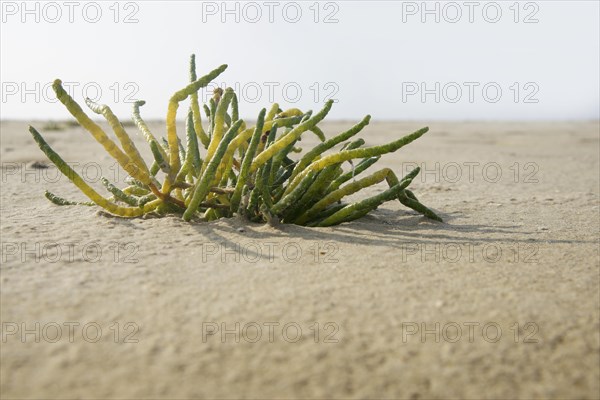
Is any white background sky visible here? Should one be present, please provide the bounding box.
[1,0,599,120]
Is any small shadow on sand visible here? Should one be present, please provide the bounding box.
[97,207,594,252]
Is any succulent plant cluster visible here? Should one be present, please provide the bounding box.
[30,55,442,226]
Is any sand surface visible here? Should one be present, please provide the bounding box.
[1,120,599,399]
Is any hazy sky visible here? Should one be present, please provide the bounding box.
[1,0,599,120]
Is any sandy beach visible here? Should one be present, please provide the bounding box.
[1,119,598,399]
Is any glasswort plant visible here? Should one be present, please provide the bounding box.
[29,55,443,226]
